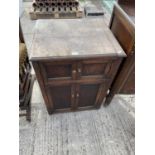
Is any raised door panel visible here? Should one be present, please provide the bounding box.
[46,84,75,111]
[39,61,76,82]
[75,82,107,109]
[78,84,99,107]
[45,64,71,78]
[80,63,107,76]
[77,58,120,79]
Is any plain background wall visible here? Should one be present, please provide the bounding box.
[19,0,23,17]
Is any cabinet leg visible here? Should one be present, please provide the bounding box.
[104,93,115,107]
[95,102,102,109]
[26,106,31,122]
[47,108,54,115]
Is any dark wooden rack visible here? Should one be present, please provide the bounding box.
[117,0,135,22]
[105,2,135,105]
[19,20,35,121]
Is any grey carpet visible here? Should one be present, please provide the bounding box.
[19,81,135,155]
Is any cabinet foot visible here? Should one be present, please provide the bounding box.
[26,107,31,121]
[95,104,102,109]
[104,94,114,107]
[47,108,54,115]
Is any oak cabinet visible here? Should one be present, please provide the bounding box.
[30,18,126,114]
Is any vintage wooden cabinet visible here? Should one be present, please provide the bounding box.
[30,18,126,114]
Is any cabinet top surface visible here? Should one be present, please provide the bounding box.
[30,18,126,60]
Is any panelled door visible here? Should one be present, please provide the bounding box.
[39,60,77,82]
[39,60,76,111]
[74,82,108,110]
[72,58,117,110]
[45,84,76,111]
[76,58,119,80]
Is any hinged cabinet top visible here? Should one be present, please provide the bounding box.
[30,18,126,60]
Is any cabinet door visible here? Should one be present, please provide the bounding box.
[46,84,76,111]
[75,82,107,109]
[76,58,120,79]
[39,60,77,82]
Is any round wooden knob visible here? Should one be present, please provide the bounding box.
[78,68,81,73]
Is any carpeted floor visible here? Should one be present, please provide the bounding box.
[19,81,135,155]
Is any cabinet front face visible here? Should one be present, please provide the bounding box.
[33,57,122,114]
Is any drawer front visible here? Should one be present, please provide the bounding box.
[39,61,76,82]
[77,58,121,79]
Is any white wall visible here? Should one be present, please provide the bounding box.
[19,0,23,17]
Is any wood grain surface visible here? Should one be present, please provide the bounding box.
[30,18,125,59]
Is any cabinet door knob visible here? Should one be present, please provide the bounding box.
[72,94,74,98]
[76,93,79,97]
[72,70,77,79]
[78,68,81,73]
[72,70,76,73]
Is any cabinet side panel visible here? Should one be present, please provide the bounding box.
[32,61,54,114]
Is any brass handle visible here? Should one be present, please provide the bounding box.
[78,68,81,73]
[107,89,110,95]
[76,93,79,97]
[72,70,76,73]
[72,94,74,98]
[72,70,77,79]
